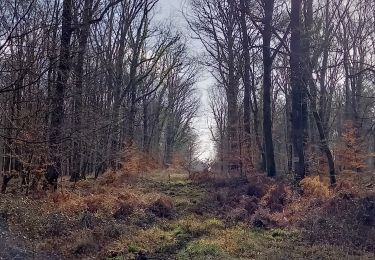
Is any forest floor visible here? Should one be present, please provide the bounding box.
[0,168,374,259]
[0,226,35,260]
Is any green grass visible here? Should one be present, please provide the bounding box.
[111,171,374,259]
[2,170,374,260]
[178,239,227,259]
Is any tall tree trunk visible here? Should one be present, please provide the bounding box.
[284,65,293,173]
[309,95,336,186]
[126,2,149,145]
[127,84,137,145]
[250,67,266,171]
[71,0,94,182]
[226,1,239,171]
[318,0,330,131]
[47,0,73,188]
[302,0,313,173]
[46,0,59,134]
[290,0,307,184]
[109,11,127,169]
[143,98,150,152]
[239,0,252,155]
[165,86,175,166]
[262,0,276,177]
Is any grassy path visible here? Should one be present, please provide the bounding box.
[115,171,374,260]
[0,170,373,259]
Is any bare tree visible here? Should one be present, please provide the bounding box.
[187,0,242,172]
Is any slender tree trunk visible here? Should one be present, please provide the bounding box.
[227,43,239,168]
[126,4,149,145]
[71,0,93,182]
[226,0,239,172]
[47,0,73,188]
[127,84,137,145]
[2,93,16,194]
[319,41,329,130]
[302,0,313,173]
[239,0,252,153]
[284,74,293,173]
[227,86,239,168]
[165,86,175,166]
[310,100,336,186]
[250,69,266,171]
[46,0,59,136]
[342,30,352,122]
[262,0,276,177]
[143,98,150,153]
[318,0,330,131]
[109,13,127,169]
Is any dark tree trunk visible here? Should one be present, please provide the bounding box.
[311,109,336,186]
[71,0,93,182]
[284,71,293,173]
[262,0,276,177]
[46,0,59,134]
[143,98,150,153]
[165,87,175,166]
[250,70,266,171]
[302,0,314,173]
[239,0,252,150]
[318,0,331,131]
[109,15,127,169]
[226,1,239,171]
[319,39,329,130]
[290,0,308,184]
[1,175,12,194]
[127,84,137,145]
[227,86,239,168]
[47,0,73,188]
[343,49,352,120]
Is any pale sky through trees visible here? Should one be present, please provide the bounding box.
[158,0,215,160]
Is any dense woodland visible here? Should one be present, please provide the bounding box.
[188,0,375,183]
[0,0,374,259]
[0,0,201,191]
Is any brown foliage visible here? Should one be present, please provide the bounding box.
[113,200,136,220]
[121,145,160,176]
[246,182,267,198]
[335,121,367,173]
[72,233,100,256]
[195,174,286,223]
[148,195,174,218]
[98,170,119,186]
[260,183,292,213]
[300,193,375,251]
[251,208,276,229]
[194,170,375,252]
[300,176,331,200]
[238,195,258,215]
[95,146,161,187]
[226,207,249,222]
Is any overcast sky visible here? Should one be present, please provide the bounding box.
[157,0,215,160]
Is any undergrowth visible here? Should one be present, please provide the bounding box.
[0,166,374,259]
